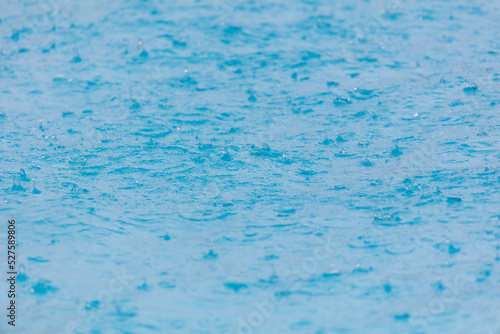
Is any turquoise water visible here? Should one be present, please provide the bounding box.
[1,0,500,333]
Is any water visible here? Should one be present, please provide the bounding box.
[1,0,499,333]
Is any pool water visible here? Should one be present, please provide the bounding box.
[1,0,499,333]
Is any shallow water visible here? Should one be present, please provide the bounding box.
[1,0,500,333]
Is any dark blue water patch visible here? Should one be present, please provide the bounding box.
[85,300,102,310]
[394,313,410,321]
[203,249,218,260]
[28,257,50,263]
[320,138,335,145]
[224,282,248,292]
[446,196,462,204]
[31,280,58,295]
[333,97,352,106]
[17,272,28,282]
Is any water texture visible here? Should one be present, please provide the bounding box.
[0,0,499,333]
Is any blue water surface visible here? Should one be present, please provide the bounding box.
[1,0,500,333]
